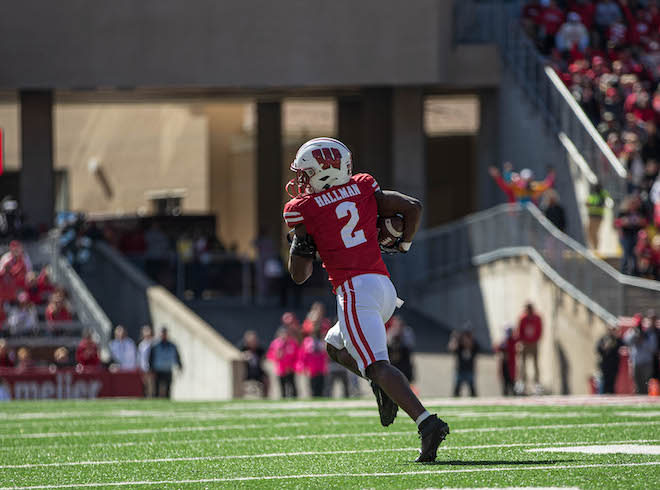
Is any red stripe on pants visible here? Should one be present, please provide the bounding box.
[348,278,376,363]
[340,285,367,367]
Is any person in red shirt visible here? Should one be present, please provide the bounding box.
[45,291,73,334]
[517,302,543,389]
[284,137,448,462]
[568,0,596,29]
[522,0,543,38]
[0,241,32,299]
[538,0,565,53]
[0,339,14,367]
[76,329,100,368]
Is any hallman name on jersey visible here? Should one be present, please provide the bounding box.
[313,183,361,208]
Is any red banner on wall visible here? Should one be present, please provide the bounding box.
[0,128,3,175]
[0,368,143,399]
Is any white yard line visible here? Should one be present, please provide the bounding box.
[1,420,658,444]
[3,462,659,489]
[0,421,307,440]
[1,438,659,470]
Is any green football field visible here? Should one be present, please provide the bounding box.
[0,396,659,489]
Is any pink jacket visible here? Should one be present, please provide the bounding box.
[297,337,328,377]
[267,337,299,376]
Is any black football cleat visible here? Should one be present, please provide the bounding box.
[371,381,398,427]
[415,414,450,462]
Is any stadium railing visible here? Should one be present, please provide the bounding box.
[390,203,659,319]
[453,0,627,202]
[25,239,113,348]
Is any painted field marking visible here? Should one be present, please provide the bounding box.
[0,421,307,440]
[1,419,659,444]
[1,439,658,470]
[527,444,660,455]
[615,411,660,417]
[2,461,659,489]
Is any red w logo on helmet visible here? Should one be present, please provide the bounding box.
[311,148,342,170]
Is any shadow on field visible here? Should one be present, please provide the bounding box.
[415,459,573,466]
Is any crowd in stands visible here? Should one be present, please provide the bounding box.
[0,241,74,338]
[239,303,417,398]
[495,1,660,278]
[596,309,659,394]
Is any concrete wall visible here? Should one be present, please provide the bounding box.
[147,286,243,400]
[0,0,454,89]
[407,256,610,395]
[55,103,209,215]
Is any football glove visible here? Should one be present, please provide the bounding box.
[290,233,317,259]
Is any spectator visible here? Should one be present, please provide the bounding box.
[542,189,567,232]
[0,241,32,297]
[596,325,623,394]
[522,0,543,39]
[517,302,543,391]
[302,302,331,337]
[448,326,480,397]
[489,166,556,205]
[297,325,328,397]
[45,291,73,334]
[149,327,182,398]
[324,358,351,398]
[0,301,6,333]
[538,0,566,54]
[16,347,33,370]
[51,347,72,369]
[281,312,302,341]
[624,314,658,394]
[109,326,137,371]
[556,12,590,53]
[495,326,518,396]
[387,315,415,384]
[137,326,155,398]
[76,329,100,368]
[645,309,659,382]
[586,183,610,250]
[652,235,660,280]
[267,327,299,398]
[615,195,648,275]
[24,270,52,305]
[594,0,622,45]
[0,339,14,367]
[634,230,655,278]
[7,291,38,336]
[240,330,268,398]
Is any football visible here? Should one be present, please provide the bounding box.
[377,215,404,246]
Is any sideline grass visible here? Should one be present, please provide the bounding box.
[0,397,659,488]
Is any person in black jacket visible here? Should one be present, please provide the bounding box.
[542,189,566,232]
[596,325,623,394]
[149,327,183,398]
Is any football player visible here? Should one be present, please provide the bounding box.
[283,137,449,462]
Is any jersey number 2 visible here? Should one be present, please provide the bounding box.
[335,201,366,248]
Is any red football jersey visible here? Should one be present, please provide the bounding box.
[283,173,389,291]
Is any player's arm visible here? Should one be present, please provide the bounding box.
[374,190,423,252]
[287,223,315,285]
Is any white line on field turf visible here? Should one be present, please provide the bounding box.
[2,420,659,443]
[3,462,660,488]
[2,439,659,470]
[0,421,307,439]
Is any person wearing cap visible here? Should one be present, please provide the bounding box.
[586,183,610,250]
[556,11,589,53]
[624,313,658,394]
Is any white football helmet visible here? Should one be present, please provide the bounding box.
[287,137,352,197]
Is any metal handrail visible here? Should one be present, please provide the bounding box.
[454,0,628,201]
[394,203,659,319]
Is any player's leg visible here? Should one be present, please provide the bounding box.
[365,361,424,420]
